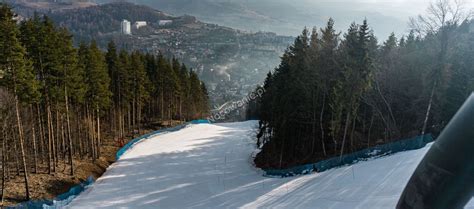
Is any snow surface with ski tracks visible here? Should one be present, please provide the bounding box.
[67,121,474,208]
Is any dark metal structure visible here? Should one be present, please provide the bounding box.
[397,94,474,209]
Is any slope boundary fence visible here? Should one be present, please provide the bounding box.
[264,134,434,177]
[10,120,210,209]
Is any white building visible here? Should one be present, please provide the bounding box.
[158,20,173,26]
[121,19,131,35]
[134,21,147,29]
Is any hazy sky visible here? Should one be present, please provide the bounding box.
[325,0,474,18]
[291,0,474,37]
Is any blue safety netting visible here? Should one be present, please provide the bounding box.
[191,119,211,124]
[8,176,95,209]
[264,134,434,177]
[11,119,209,208]
[116,119,210,160]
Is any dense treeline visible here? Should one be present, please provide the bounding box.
[254,1,474,169]
[0,4,208,200]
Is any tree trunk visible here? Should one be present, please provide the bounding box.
[2,123,7,205]
[137,101,141,134]
[65,88,74,175]
[331,113,338,155]
[29,105,38,174]
[311,90,316,156]
[320,94,327,156]
[14,95,30,200]
[132,99,136,130]
[46,104,53,174]
[5,131,10,181]
[368,114,374,148]
[55,107,59,167]
[350,115,357,152]
[127,107,131,133]
[13,131,20,176]
[339,111,351,162]
[421,81,437,136]
[88,107,96,160]
[96,108,101,159]
[31,117,38,174]
[161,91,164,120]
[375,80,398,135]
[168,93,172,121]
[37,104,45,165]
[61,115,66,163]
[179,98,183,121]
[77,109,84,159]
[119,108,124,139]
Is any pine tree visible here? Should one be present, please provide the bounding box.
[189,70,203,119]
[21,16,63,174]
[106,41,121,138]
[130,51,150,132]
[337,20,373,156]
[382,32,397,55]
[143,53,159,120]
[84,41,112,160]
[317,18,340,156]
[106,41,119,106]
[117,49,133,135]
[162,58,179,120]
[0,4,40,199]
[199,82,210,118]
[86,41,112,111]
[171,58,182,119]
[178,64,190,120]
[56,27,81,175]
[156,54,167,120]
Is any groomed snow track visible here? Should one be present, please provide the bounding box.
[66,121,474,209]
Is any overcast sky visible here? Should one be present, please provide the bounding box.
[315,0,474,19]
[291,0,474,37]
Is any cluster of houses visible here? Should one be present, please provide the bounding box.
[121,19,174,35]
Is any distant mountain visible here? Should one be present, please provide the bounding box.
[7,0,97,11]
[96,0,412,39]
[49,3,170,40]
[9,1,293,108]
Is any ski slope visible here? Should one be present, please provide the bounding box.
[67,121,474,208]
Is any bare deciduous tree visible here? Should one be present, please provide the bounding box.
[410,0,473,35]
[409,0,473,136]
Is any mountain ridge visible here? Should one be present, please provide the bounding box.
[95,0,411,39]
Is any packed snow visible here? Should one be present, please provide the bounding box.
[67,121,474,208]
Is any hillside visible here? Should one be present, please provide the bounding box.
[10,1,293,109]
[48,3,171,40]
[98,0,410,39]
[6,0,96,14]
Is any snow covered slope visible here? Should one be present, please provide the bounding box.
[67,121,474,208]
